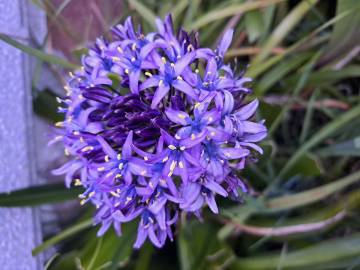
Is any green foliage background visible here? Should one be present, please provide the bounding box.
[1,0,360,269]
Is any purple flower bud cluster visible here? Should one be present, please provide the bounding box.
[52,15,267,248]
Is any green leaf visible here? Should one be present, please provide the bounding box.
[284,153,322,178]
[0,33,79,69]
[32,218,93,256]
[127,0,157,29]
[273,104,360,186]
[252,0,320,64]
[81,222,137,270]
[230,233,360,269]
[33,89,62,122]
[254,52,312,95]
[178,220,221,270]
[0,183,82,207]
[189,0,285,30]
[244,10,265,43]
[316,136,360,157]
[266,170,360,211]
[320,0,360,65]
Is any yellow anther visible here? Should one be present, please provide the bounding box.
[180,146,186,151]
[132,43,137,51]
[74,179,82,186]
[191,134,196,140]
[168,171,173,177]
[118,163,124,170]
[81,146,94,152]
[55,121,64,127]
[161,57,167,63]
[115,173,122,179]
[144,156,149,161]
[112,56,120,62]
[170,161,177,171]
[194,102,200,108]
[177,76,183,80]
[168,145,177,150]
[97,167,105,172]
[178,113,186,119]
[117,153,122,160]
[187,44,194,51]
[145,72,153,77]
[80,199,86,205]
[110,191,120,197]
[162,156,169,162]
[170,63,175,67]
[64,148,70,156]
[125,69,129,74]
[117,47,123,53]
[179,161,184,169]
[89,191,95,198]
[104,155,109,162]
[131,57,136,62]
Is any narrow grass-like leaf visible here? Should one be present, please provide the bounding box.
[127,0,156,28]
[0,183,82,207]
[266,170,360,211]
[230,233,360,269]
[225,211,345,237]
[0,33,79,69]
[316,136,360,157]
[189,0,284,30]
[252,0,320,64]
[273,104,360,185]
[268,51,322,136]
[32,218,93,256]
[246,8,352,78]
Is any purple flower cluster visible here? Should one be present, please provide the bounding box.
[52,15,267,248]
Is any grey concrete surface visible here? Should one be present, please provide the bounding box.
[0,1,46,269]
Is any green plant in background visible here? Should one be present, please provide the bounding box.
[1,0,360,269]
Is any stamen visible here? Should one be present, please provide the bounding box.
[191,134,196,140]
[97,167,105,172]
[180,146,186,151]
[145,72,152,77]
[117,153,122,160]
[110,191,120,197]
[81,146,94,152]
[158,80,163,87]
[104,155,109,162]
[162,156,169,162]
[168,145,177,150]
[161,57,166,63]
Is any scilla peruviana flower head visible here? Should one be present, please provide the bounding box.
[51,14,267,249]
